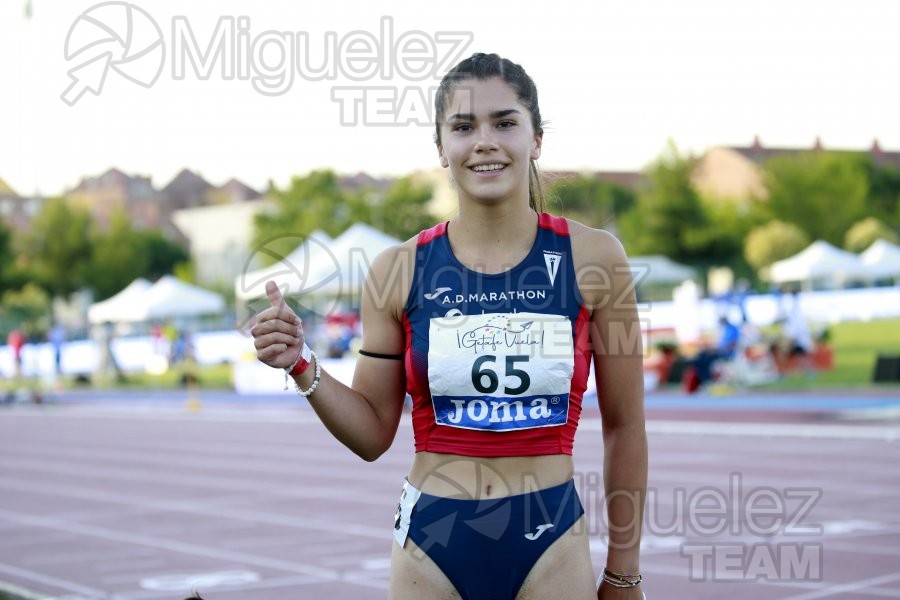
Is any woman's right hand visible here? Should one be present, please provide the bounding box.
[251,281,305,369]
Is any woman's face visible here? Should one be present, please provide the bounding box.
[437,77,542,206]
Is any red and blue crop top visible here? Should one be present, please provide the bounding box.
[401,213,592,457]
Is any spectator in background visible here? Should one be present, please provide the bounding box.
[684,316,741,393]
[48,323,65,376]
[170,329,195,365]
[716,316,741,361]
[733,278,750,323]
[782,290,813,372]
[151,322,165,355]
[95,321,125,383]
[7,328,25,379]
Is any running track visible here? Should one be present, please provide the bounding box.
[1,389,899,599]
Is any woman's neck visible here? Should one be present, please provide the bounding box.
[447,202,539,273]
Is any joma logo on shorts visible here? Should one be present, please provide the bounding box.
[445,398,553,425]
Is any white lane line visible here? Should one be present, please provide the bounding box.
[584,419,900,441]
[0,440,398,488]
[0,508,340,580]
[0,562,104,598]
[637,467,900,497]
[6,405,900,441]
[0,433,412,484]
[0,455,397,514]
[115,573,338,600]
[0,477,388,540]
[0,406,341,424]
[781,571,900,599]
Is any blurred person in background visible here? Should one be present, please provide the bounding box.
[48,322,65,376]
[7,328,25,380]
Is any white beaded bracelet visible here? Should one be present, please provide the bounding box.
[292,350,321,398]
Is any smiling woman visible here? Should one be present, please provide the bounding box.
[433,54,547,214]
[250,52,648,600]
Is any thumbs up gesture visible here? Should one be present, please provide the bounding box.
[251,281,304,369]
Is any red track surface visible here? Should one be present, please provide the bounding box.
[1,394,899,599]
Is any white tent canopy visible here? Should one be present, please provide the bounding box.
[235,230,333,301]
[88,278,152,324]
[235,224,400,301]
[628,255,696,284]
[769,240,868,287]
[139,275,226,320]
[88,276,225,324]
[312,223,402,296]
[861,239,900,280]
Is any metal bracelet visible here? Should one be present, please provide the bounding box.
[603,568,642,588]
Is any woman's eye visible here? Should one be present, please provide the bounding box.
[453,123,472,132]
[497,120,516,128]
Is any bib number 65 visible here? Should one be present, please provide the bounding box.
[471,355,530,395]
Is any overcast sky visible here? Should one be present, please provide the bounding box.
[2,0,899,196]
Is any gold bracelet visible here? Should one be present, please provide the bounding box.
[293,350,321,398]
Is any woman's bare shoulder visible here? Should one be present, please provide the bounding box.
[363,234,420,319]
[565,218,629,265]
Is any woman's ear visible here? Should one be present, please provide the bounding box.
[531,130,543,161]
[437,145,449,168]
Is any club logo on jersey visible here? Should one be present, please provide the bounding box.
[543,251,562,286]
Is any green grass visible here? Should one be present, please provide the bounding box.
[114,361,234,390]
[0,587,44,600]
[1,361,234,395]
[758,317,900,391]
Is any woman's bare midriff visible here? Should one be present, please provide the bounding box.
[407,451,575,499]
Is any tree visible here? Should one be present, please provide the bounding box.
[0,283,51,339]
[618,144,711,263]
[138,230,190,281]
[83,210,147,300]
[691,196,765,276]
[0,219,14,296]
[762,152,869,245]
[547,175,635,229]
[252,170,370,266]
[844,217,899,252]
[370,176,435,242]
[18,198,93,298]
[83,210,191,300]
[744,220,810,271]
[865,160,900,230]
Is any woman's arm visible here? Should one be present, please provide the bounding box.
[252,244,413,461]
[573,224,648,598]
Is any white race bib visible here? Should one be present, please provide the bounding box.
[393,479,422,547]
[427,312,574,432]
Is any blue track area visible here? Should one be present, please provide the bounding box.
[642,391,900,412]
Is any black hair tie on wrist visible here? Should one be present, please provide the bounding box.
[359,349,404,360]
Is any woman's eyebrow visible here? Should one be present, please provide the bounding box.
[447,108,522,122]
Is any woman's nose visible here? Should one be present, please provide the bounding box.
[473,126,499,152]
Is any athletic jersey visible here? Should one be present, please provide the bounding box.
[402,213,592,457]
